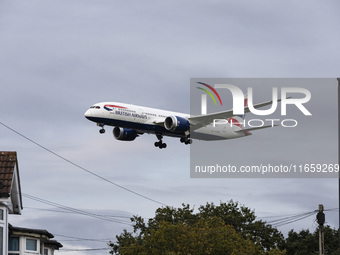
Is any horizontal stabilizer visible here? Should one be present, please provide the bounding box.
[235,125,277,133]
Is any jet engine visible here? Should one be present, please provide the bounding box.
[164,116,190,132]
[113,127,138,141]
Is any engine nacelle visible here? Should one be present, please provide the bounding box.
[164,116,190,132]
[113,127,138,141]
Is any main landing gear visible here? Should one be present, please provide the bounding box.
[154,135,192,149]
[97,123,105,134]
[154,134,167,149]
[180,136,192,145]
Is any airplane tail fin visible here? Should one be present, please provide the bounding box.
[241,92,248,119]
[227,92,247,123]
[227,93,250,134]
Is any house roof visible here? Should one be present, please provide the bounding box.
[9,224,54,238]
[0,151,23,213]
[44,239,64,250]
[0,151,18,197]
[9,224,63,250]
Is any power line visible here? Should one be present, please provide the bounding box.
[23,193,132,226]
[258,211,313,219]
[324,208,339,212]
[22,191,331,229]
[265,211,317,227]
[260,208,339,228]
[25,206,134,219]
[54,234,111,243]
[58,248,110,252]
[57,239,108,243]
[0,121,167,207]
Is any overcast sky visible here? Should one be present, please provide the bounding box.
[1,1,340,254]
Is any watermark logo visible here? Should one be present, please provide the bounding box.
[196,82,223,115]
[197,82,311,116]
[196,82,223,106]
[196,82,312,128]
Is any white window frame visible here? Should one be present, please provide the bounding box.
[25,238,39,253]
[0,208,5,255]
[8,236,20,254]
[0,226,3,255]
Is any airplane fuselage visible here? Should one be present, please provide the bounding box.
[85,102,187,137]
[84,102,247,147]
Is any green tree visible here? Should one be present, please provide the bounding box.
[198,201,285,251]
[109,201,286,255]
[286,226,339,255]
[323,225,340,255]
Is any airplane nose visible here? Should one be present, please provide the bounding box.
[84,109,92,119]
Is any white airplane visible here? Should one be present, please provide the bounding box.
[84,96,277,149]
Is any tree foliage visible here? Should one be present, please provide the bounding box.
[109,201,286,255]
[109,201,340,255]
[197,201,285,251]
[286,226,339,255]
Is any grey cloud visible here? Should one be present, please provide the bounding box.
[1,1,339,254]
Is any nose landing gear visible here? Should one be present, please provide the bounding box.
[97,123,105,134]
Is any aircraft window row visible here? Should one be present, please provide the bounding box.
[121,109,136,113]
[90,106,101,109]
[143,112,156,116]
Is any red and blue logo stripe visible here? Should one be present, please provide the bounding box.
[104,104,127,111]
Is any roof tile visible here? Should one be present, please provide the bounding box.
[0,152,17,197]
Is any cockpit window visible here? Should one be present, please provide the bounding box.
[90,106,101,109]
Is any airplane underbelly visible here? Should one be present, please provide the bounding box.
[192,125,245,140]
[90,116,185,138]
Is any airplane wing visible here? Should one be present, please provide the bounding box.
[189,99,280,131]
[153,120,164,126]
